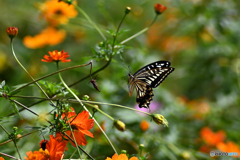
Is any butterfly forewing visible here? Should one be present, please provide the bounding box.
[129,61,174,109]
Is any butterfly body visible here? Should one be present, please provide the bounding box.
[128,61,174,109]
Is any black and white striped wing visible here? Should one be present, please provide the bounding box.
[129,61,174,109]
[134,61,174,88]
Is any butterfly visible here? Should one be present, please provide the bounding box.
[128,61,174,109]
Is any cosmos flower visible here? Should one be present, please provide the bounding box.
[106,153,139,160]
[23,27,66,49]
[41,50,70,63]
[60,108,94,147]
[41,0,78,26]
[24,135,67,160]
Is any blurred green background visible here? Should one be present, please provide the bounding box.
[0,0,240,159]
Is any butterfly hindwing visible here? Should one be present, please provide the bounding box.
[128,61,174,109]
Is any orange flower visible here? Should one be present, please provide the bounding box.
[23,27,66,49]
[25,135,67,160]
[200,127,226,146]
[61,108,94,146]
[106,153,139,160]
[154,4,167,14]
[0,157,5,160]
[41,0,78,26]
[41,50,71,63]
[139,120,149,131]
[24,149,50,160]
[217,142,240,157]
[187,100,210,119]
[6,27,18,39]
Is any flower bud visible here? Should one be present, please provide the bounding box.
[6,27,18,39]
[121,150,127,154]
[151,114,168,127]
[92,105,99,113]
[125,7,131,14]
[82,95,90,101]
[154,4,167,15]
[113,120,126,132]
[139,144,145,150]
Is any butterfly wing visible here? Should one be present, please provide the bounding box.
[134,61,174,88]
[129,61,174,109]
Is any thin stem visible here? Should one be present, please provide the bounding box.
[66,116,82,158]
[8,96,151,116]
[7,60,113,116]
[85,103,114,121]
[69,60,111,87]
[69,149,77,160]
[0,130,39,146]
[111,13,127,50]
[10,99,39,117]
[82,100,151,116]
[73,3,106,41]
[0,124,10,136]
[63,133,94,160]
[120,14,158,45]
[13,141,22,160]
[0,152,20,160]
[11,62,91,93]
[0,124,22,160]
[58,71,118,155]
[10,39,55,106]
[10,99,52,124]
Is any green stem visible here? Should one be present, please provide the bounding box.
[69,149,77,160]
[120,14,158,45]
[85,103,114,121]
[0,130,39,146]
[10,99,52,124]
[10,39,55,106]
[82,100,151,116]
[57,66,118,155]
[0,124,22,160]
[111,13,127,51]
[66,117,82,158]
[63,133,94,160]
[13,141,22,160]
[8,96,151,116]
[0,152,19,160]
[11,62,91,93]
[73,3,106,41]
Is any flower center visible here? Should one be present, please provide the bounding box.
[55,9,63,15]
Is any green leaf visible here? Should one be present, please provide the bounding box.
[117,29,130,36]
[106,29,115,36]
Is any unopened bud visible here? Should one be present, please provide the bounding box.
[121,150,127,154]
[6,27,18,39]
[92,105,99,113]
[82,95,90,101]
[139,144,145,150]
[125,7,131,14]
[113,120,126,132]
[154,4,167,15]
[151,114,168,127]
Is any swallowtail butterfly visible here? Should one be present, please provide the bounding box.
[128,61,174,109]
